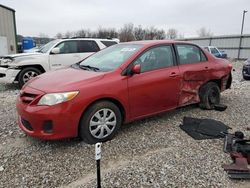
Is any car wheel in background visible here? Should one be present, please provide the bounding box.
[199,82,220,110]
[18,67,41,88]
[79,101,122,144]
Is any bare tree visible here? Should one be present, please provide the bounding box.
[74,29,92,38]
[134,25,146,40]
[155,29,166,40]
[38,33,49,38]
[55,32,63,39]
[166,28,178,39]
[133,25,165,40]
[145,26,156,40]
[197,27,213,37]
[54,24,168,41]
[64,31,74,38]
[178,33,185,39]
[97,27,118,38]
[143,27,166,40]
[119,23,135,42]
[75,29,87,38]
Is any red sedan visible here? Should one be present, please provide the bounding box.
[16,40,232,144]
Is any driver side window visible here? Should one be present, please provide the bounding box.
[55,41,78,54]
[134,45,174,73]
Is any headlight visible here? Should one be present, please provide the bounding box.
[38,91,79,106]
[0,58,13,64]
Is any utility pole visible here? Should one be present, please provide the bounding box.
[238,10,248,59]
[240,10,248,35]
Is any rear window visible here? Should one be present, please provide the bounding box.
[176,44,207,65]
[101,41,118,47]
[78,41,100,53]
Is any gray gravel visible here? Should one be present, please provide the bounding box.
[0,61,250,188]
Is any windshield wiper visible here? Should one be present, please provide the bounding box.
[79,65,100,72]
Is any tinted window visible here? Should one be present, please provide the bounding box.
[134,46,174,73]
[55,41,78,54]
[78,41,100,53]
[176,44,207,65]
[101,41,118,47]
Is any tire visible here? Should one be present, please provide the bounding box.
[18,67,41,88]
[243,75,250,80]
[199,82,220,110]
[79,101,122,144]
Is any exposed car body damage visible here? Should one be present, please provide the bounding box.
[179,70,231,106]
[179,79,203,106]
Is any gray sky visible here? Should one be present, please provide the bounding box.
[1,0,250,38]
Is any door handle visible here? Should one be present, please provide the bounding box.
[169,72,177,77]
[205,66,209,69]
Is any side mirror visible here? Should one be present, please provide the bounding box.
[131,64,141,74]
[51,47,60,54]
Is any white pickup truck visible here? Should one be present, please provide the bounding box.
[0,38,118,87]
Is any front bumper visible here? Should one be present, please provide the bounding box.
[0,67,20,84]
[16,87,81,140]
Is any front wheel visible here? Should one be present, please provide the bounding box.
[79,101,122,144]
[18,67,41,88]
[199,82,220,110]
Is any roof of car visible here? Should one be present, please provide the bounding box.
[123,40,194,46]
[59,38,118,42]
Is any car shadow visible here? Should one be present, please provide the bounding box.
[119,104,198,134]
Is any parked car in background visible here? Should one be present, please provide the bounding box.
[204,46,227,59]
[242,58,250,80]
[0,38,118,87]
[16,40,232,144]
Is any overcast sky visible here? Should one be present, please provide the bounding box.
[0,0,249,38]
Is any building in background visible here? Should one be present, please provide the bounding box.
[0,4,17,55]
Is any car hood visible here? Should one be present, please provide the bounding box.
[0,52,47,65]
[1,52,42,59]
[25,68,105,93]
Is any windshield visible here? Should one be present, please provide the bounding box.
[210,47,219,54]
[79,44,143,72]
[39,40,59,53]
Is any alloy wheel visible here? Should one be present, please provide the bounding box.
[89,108,117,139]
[22,71,39,83]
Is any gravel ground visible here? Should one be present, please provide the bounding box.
[0,61,250,188]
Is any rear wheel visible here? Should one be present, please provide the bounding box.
[18,67,41,88]
[79,101,122,144]
[199,82,220,110]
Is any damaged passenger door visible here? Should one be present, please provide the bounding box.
[175,44,210,106]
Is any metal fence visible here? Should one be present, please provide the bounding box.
[181,34,250,59]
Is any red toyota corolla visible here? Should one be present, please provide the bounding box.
[16,40,232,144]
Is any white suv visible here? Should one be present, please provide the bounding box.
[0,38,118,87]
